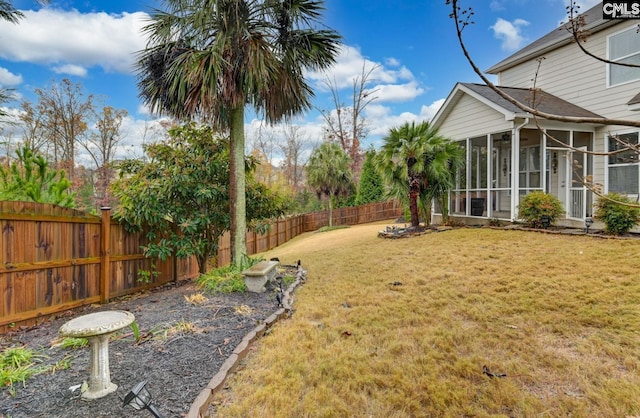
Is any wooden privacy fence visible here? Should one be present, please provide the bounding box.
[0,202,199,333]
[0,200,401,332]
[214,200,402,266]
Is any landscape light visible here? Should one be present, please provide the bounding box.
[585,217,594,234]
[540,215,551,229]
[122,380,164,418]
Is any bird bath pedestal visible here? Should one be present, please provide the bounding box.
[59,310,135,400]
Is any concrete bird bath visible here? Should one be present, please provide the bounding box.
[59,310,135,400]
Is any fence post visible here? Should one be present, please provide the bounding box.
[100,207,111,304]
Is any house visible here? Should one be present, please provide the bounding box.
[432,2,640,228]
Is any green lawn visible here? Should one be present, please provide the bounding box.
[210,222,640,418]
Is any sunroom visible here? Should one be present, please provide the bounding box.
[445,127,594,223]
[432,83,601,226]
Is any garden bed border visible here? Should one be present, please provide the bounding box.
[186,267,306,418]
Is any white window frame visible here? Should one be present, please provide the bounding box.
[607,131,640,197]
[607,25,640,87]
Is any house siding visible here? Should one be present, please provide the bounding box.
[437,94,512,140]
[433,15,639,227]
[498,21,640,121]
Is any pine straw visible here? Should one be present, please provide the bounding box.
[210,222,640,417]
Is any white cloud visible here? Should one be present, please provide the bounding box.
[52,64,88,77]
[374,81,424,103]
[0,67,22,86]
[490,17,530,52]
[0,9,148,74]
[384,57,400,67]
[420,99,446,121]
[308,45,414,87]
[306,44,423,105]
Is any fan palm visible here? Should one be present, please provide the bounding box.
[377,121,464,227]
[0,1,23,23]
[136,0,341,264]
[0,1,23,122]
[305,142,352,227]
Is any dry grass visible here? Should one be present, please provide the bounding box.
[211,222,640,417]
[185,293,209,305]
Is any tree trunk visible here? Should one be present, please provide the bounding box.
[229,105,247,265]
[328,195,333,227]
[197,254,207,275]
[408,159,420,227]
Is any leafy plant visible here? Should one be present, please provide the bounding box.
[0,145,76,207]
[594,193,640,235]
[112,123,286,274]
[355,149,384,206]
[0,346,48,392]
[51,337,88,350]
[130,321,141,344]
[137,264,160,284]
[488,218,502,227]
[196,255,264,294]
[517,191,564,228]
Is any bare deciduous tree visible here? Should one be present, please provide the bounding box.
[33,78,95,182]
[278,124,312,192]
[319,63,379,180]
[78,106,128,208]
[18,101,48,155]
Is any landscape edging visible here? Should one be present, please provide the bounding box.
[185,268,305,418]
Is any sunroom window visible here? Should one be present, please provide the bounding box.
[608,132,639,195]
[608,26,640,86]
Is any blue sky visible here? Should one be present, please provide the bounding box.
[0,0,601,164]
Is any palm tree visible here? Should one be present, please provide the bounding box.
[0,1,23,23]
[377,121,464,227]
[136,0,341,264]
[0,1,23,122]
[305,142,353,227]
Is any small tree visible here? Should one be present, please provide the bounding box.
[111,123,285,274]
[355,149,384,206]
[0,145,76,207]
[377,121,464,227]
[305,142,353,227]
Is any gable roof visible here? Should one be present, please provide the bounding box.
[432,82,603,128]
[486,2,616,74]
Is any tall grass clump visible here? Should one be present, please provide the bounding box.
[594,192,640,235]
[0,346,48,393]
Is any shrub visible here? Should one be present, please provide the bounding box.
[594,193,640,235]
[518,191,564,228]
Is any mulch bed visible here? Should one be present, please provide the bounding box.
[0,277,284,418]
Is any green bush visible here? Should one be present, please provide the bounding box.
[518,191,564,228]
[594,193,640,235]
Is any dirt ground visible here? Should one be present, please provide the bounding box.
[0,275,285,418]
